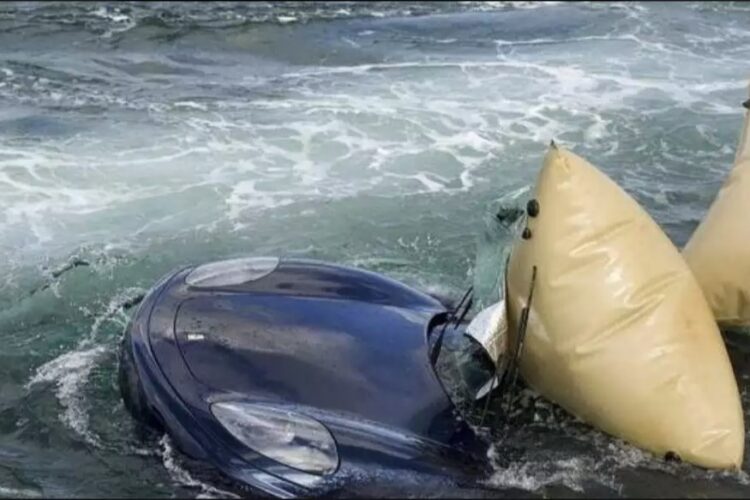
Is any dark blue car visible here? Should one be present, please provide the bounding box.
[118,257,504,497]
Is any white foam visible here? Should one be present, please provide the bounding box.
[458,1,563,11]
[173,101,209,111]
[486,439,639,493]
[23,286,147,447]
[0,486,42,499]
[159,435,240,499]
[485,398,697,495]
[93,5,136,38]
[487,453,590,492]
[25,346,107,447]
[2,1,748,280]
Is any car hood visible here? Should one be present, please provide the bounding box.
[171,259,468,445]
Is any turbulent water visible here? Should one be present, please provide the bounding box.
[2,1,750,497]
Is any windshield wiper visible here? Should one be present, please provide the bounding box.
[478,264,537,428]
[429,286,474,366]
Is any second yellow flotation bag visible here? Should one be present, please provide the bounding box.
[683,87,750,329]
[505,143,744,469]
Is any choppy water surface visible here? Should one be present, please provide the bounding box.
[2,1,750,497]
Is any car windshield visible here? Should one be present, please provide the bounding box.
[430,318,498,424]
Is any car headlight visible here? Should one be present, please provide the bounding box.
[211,402,339,476]
[186,257,279,288]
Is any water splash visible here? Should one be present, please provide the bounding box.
[158,435,240,499]
[24,286,147,447]
[25,346,108,447]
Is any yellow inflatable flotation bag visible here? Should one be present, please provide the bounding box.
[505,143,744,469]
[684,89,750,329]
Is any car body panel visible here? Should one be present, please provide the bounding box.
[122,258,491,496]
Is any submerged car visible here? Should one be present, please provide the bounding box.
[119,256,509,497]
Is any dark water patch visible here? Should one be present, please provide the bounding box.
[92,57,206,78]
[0,116,76,139]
